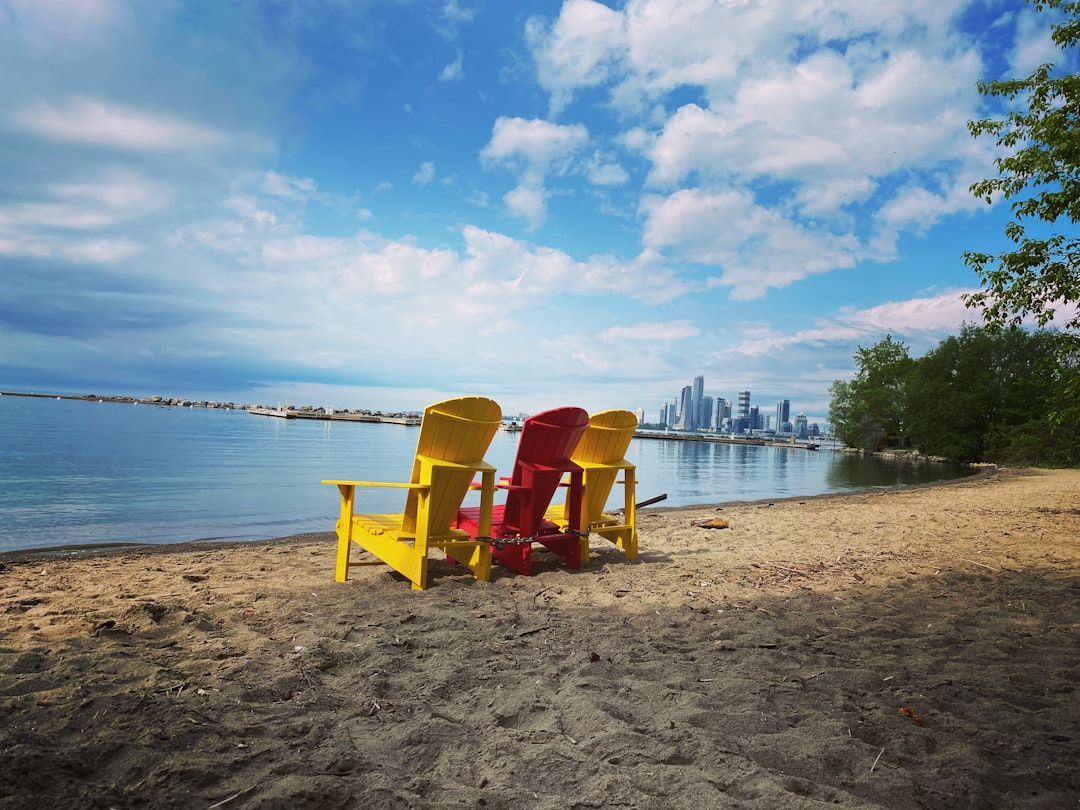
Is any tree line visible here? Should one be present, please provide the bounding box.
[828,327,1080,465]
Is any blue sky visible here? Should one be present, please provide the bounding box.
[1,0,1076,424]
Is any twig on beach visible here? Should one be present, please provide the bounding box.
[517,625,550,638]
[764,561,808,577]
[958,557,999,571]
[870,747,885,772]
[208,788,253,809]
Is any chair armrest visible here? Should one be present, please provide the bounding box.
[322,479,426,489]
[573,459,635,471]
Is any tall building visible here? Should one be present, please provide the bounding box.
[676,386,693,429]
[794,412,809,439]
[699,395,713,432]
[775,399,790,433]
[715,398,731,431]
[691,375,704,429]
[737,390,751,420]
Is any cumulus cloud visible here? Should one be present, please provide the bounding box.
[480,117,589,226]
[528,0,991,299]
[412,161,436,185]
[640,188,861,299]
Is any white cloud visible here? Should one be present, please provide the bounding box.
[262,171,317,200]
[526,0,991,299]
[14,97,228,151]
[480,117,589,226]
[600,320,699,342]
[718,290,977,361]
[503,185,547,229]
[481,117,589,181]
[439,50,465,81]
[443,0,476,23]
[1008,6,1061,75]
[412,161,436,185]
[525,0,625,114]
[640,188,861,299]
[585,151,629,186]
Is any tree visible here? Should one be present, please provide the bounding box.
[964,0,1080,332]
[904,325,1067,462]
[828,335,913,452]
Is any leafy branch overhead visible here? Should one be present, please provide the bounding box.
[964,0,1080,331]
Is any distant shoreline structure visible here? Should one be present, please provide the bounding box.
[0,390,422,426]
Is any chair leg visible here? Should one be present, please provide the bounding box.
[539,535,581,569]
[335,521,352,582]
[492,542,532,576]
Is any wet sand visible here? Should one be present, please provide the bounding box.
[1,467,1078,809]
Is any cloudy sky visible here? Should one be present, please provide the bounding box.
[0,0,1072,422]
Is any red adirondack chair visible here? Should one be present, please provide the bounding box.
[457,406,589,575]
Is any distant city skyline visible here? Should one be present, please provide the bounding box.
[645,376,823,436]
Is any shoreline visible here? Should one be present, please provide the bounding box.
[0,466,999,563]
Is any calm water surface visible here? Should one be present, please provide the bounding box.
[0,395,972,553]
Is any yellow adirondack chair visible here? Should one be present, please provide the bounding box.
[545,409,638,563]
[323,396,502,590]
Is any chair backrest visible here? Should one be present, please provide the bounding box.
[572,409,637,520]
[501,406,589,536]
[402,396,503,533]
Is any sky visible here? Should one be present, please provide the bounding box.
[1,0,1076,424]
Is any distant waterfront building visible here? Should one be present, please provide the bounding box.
[635,407,645,425]
[794,412,809,439]
[737,390,751,421]
[699,395,713,432]
[676,385,693,429]
[775,399,790,434]
[715,398,731,431]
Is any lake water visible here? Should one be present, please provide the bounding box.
[0,395,973,553]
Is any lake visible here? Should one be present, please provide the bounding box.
[0,395,972,553]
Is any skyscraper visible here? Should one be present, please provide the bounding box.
[737,390,750,419]
[676,386,693,429]
[691,375,704,430]
[775,399,791,433]
[795,412,808,439]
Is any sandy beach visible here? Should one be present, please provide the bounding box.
[1,467,1078,809]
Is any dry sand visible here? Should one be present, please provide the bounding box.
[1,467,1078,809]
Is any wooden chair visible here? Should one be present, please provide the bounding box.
[323,396,502,590]
[456,406,589,575]
[545,409,638,563]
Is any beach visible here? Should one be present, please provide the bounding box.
[1,467,1078,809]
